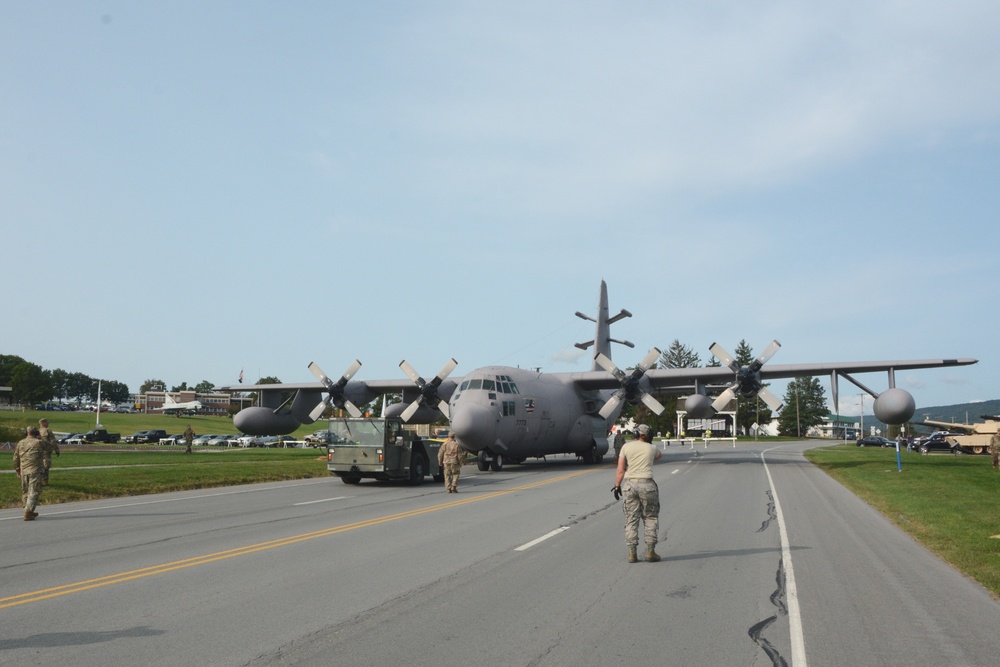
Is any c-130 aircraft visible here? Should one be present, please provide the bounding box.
[220,281,976,471]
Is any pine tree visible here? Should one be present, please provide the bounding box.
[777,377,828,437]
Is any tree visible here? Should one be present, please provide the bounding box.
[67,372,93,401]
[778,377,828,437]
[140,379,166,395]
[0,354,27,385]
[659,340,701,369]
[171,381,189,392]
[101,380,130,404]
[49,368,70,400]
[10,361,52,405]
[194,380,215,394]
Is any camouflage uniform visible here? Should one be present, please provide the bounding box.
[990,432,1000,470]
[437,435,464,493]
[38,421,60,484]
[183,425,194,454]
[14,433,45,520]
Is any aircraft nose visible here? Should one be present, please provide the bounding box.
[449,404,497,452]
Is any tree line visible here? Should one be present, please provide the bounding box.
[0,354,131,406]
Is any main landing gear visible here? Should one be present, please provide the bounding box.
[477,450,504,472]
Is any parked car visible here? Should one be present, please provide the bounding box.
[236,434,262,448]
[914,432,960,455]
[205,435,232,447]
[856,436,895,448]
[58,432,84,444]
[124,430,152,444]
[192,434,215,447]
[303,430,331,445]
[138,430,168,444]
[66,434,87,445]
[160,434,185,446]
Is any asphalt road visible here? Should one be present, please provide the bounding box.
[2,441,998,666]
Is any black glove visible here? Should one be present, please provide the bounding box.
[612,485,622,501]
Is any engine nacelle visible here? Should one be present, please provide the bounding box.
[291,390,324,424]
[233,407,301,436]
[684,394,716,419]
[873,388,916,425]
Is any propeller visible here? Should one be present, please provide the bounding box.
[594,348,666,419]
[308,360,363,420]
[398,358,458,422]
[709,340,783,413]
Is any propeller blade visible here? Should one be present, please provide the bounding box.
[308,398,330,422]
[709,342,739,372]
[758,386,784,412]
[638,347,661,372]
[342,400,363,419]
[712,388,737,413]
[400,400,421,422]
[594,353,626,382]
[437,400,450,419]
[755,340,781,367]
[399,360,422,385]
[640,392,666,415]
[599,392,624,419]
[434,358,459,383]
[308,361,329,384]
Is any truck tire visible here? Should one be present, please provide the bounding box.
[409,454,427,485]
[341,473,362,485]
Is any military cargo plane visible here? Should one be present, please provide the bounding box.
[219,281,976,471]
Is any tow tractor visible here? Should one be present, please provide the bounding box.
[326,416,444,485]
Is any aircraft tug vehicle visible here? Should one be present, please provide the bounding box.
[325,416,443,485]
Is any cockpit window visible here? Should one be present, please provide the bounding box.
[468,379,483,390]
[482,380,496,391]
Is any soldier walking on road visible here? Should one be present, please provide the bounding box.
[14,426,45,521]
[437,434,464,493]
[612,424,663,563]
[38,418,60,485]
[183,425,194,454]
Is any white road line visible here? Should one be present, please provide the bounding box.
[761,446,808,667]
[514,526,570,552]
[293,497,348,506]
[0,478,332,521]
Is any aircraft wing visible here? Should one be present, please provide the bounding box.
[572,358,977,393]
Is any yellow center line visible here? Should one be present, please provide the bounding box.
[1,468,598,610]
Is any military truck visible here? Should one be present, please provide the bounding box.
[326,417,443,485]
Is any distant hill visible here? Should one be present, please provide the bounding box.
[911,399,1000,425]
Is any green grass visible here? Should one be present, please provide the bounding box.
[805,444,1000,597]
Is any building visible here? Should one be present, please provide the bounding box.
[809,414,861,440]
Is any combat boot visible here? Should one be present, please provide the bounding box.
[627,546,638,563]
[645,546,660,562]
[24,510,35,521]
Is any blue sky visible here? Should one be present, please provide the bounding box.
[2,1,997,416]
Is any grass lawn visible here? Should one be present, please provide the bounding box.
[805,443,1000,598]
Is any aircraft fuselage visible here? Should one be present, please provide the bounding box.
[446,365,612,464]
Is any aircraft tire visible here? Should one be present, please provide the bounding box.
[477,451,490,472]
[490,454,503,472]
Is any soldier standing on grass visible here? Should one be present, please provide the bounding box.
[183,425,195,453]
[14,426,45,521]
[990,427,1000,471]
[38,418,60,485]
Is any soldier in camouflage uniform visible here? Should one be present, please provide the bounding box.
[990,427,1000,471]
[437,434,465,493]
[613,424,663,563]
[38,418,60,485]
[14,426,45,521]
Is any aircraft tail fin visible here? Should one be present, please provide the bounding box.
[576,280,634,371]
